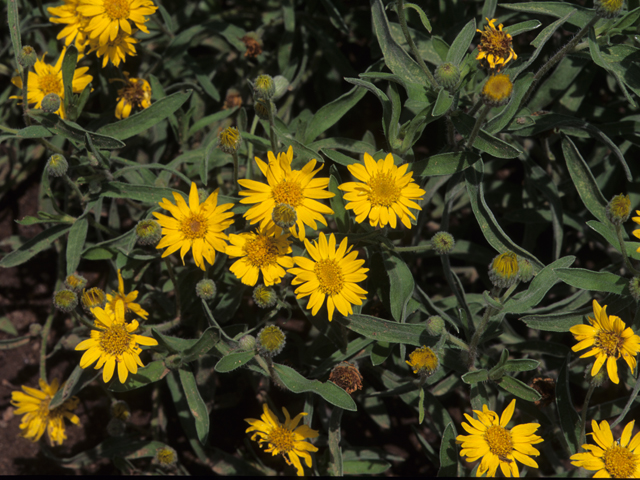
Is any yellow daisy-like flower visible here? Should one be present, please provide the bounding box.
[245,404,319,477]
[11,378,80,446]
[226,225,294,286]
[288,232,368,321]
[77,0,157,46]
[10,48,93,119]
[570,300,640,384]
[338,152,425,229]
[481,74,514,106]
[111,72,150,119]
[631,210,640,252]
[476,17,517,70]
[89,29,138,69]
[105,269,149,320]
[48,0,90,51]
[238,146,335,241]
[406,345,439,377]
[153,182,234,271]
[456,399,543,477]
[570,419,640,478]
[75,302,158,383]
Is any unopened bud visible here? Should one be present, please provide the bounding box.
[196,279,216,301]
[135,219,162,246]
[606,193,630,225]
[431,231,455,255]
[253,74,275,100]
[41,93,61,113]
[46,154,68,177]
[18,46,37,68]
[435,63,460,90]
[53,289,78,312]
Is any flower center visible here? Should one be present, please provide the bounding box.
[480,27,512,59]
[99,324,132,356]
[269,424,295,454]
[604,445,636,478]
[272,181,303,208]
[484,425,513,458]
[314,259,344,295]
[244,235,279,268]
[104,0,130,20]
[181,214,208,239]
[596,331,622,357]
[39,73,63,97]
[408,346,439,374]
[368,172,401,207]
[120,80,147,106]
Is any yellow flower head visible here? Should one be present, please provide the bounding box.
[227,225,294,287]
[10,48,93,119]
[48,0,90,50]
[90,29,138,69]
[65,273,87,291]
[606,193,631,225]
[257,325,286,357]
[75,302,158,383]
[476,18,517,70]
[77,0,157,46]
[595,0,625,18]
[489,251,519,288]
[570,300,640,384]
[406,345,439,377]
[11,378,80,446]
[288,232,368,321]
[153,182,235,271]
[571,419,640,478]
[338,152,425,229]
[482,74,514,106]
[238,146,335,241]
[245,404,319,476]
[105,269,149,320]
[456,399,543,477]
[81,287,106,311]
[111,72,150,119]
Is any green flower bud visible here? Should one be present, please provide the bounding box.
[253,74,275,100]
[435,63,460,90]
[606,193,630,225]
[594,0,624,18]
[18,46,37,68]
[431,231,455,255]
[272,203,297,230]
[257,325,285,357]
[629,276,640,302]
[81,287,106,312]
[488,251,519,289]
[53,289,78,312]
[517,257,535,283]
[41,93,61,113]
[165,354,183,370]
[29,323,43,337]
[426,315,446,336]
[254,99,274,120]
[46,154,68,177]
[196,279,216,301]
[135,219,162,246]
[218,126,241,154]
[65,273,87,292]
[253,284,277,309]
[238,334,256,351]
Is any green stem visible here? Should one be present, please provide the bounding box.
[164,258,181,318]
[446,333,470,351]
[149,316,181,332]
[64,174,86,207]
[464,104,491,151]
[467,98,482,117]
[246,115,259,180]
[615,224,640,276]
[0,124,18,134]
[328,407,344,476]
[267,108,278,151]
[72,310,97,330]
[579,381,597,446]
[610,373,640,429]
[232,151,239,190]
[521,16,599,108]
[393,244,433,252]
[39,312,56,381]
[396,0,439,88]
[441,252,472,339]
[467,286,501,370]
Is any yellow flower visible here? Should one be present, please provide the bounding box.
[338,152,425,229]
[288,232,368,321]
[48,0,90,51]
[111,73,150,119]
[489,251,519,288]
[11,378,80,446]
[595,0,624,18]
[570,300,640,384]
[456,399,543,477]
[89,30,138,69]
[570,419,640,478]
[10,48,93,119]
[153,182,234,271]
[245,404,319,476]
[238,146,334,241]
[476,17,517,70]
[105,269,149,320]
[75,302,158,383]
[81,287,106,311]
[481,74,513,106]
[406,345,439,377]
[226,225,294,286]
[77,0,157,46]
[631,210,640,252]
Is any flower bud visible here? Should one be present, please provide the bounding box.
[329,362,363,394]
[406,345,439,377]
[488,251,519,289]
[53,289,78,312]
[196,279,217,301]
[155,446,178,467]
[254,99,274,120]
[517,257,535,283]
[165,354,183,370]
[606,193,630,225]
[481,74,513,106]
[41,93,62,113]
[431,231,455,255]
[18,46,37,68]
[253,74,275,100]
[435,63,460,90]
[257,325,285,357]
[629,276,640,302]
[238,334,256,351]
[65,273,87,292]
[272,203,297,230]
[594,0,624,18]
[218,126,241,154]
[81,287,106,312]
[46,154,68,177]
[253,284,277,309]
[272,75,290,101]
[135,219,162,246]
[111,400,131,421]
[29,323,43,337]
[425,315,446,336]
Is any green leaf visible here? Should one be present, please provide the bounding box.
[465,160,543,271]
[100,182,180,205]
[503,20,542,36]
[383,251,414,322]
[179,366,209,445]
[273,363,357,411]
[97,90,193,140]
[370,341,393,366]
[0,335,30,350]
[108,360,170,392]
[66,216,88,276]
[0,317,18,336]
[27,111,125,149]
[15,125,53,139]
[402,2,432,33]
[557,356,581,454]
[432,89,453,117]
[437,423,459,477]
[49,365,99,409]
[329,172,350,233]
[8,0,22,69]
[495,376,542,402]
[461,369,489,384]
[304,85,367,143]
[214,351,256,373]
[451,114,522,158]
[446,18,476,66]
[502,359,539,372]
[501,2,595,29]
[339,314,433,346]
[410,151,481,177]
[520,310,589,332]
[554,268,629,295]
[587,220,640,261]
[182,328,220,363]
[0,224,71,268]
[61,45,78,119]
